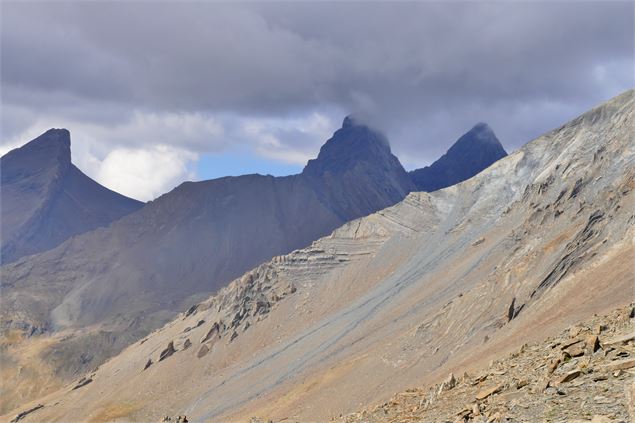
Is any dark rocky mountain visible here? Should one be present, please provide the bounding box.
[0,129,143,264]
[304,116,415,219]
[409,122,507,192]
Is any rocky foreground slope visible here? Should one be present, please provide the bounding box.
[338,304,635,423]
[4,91,631,422]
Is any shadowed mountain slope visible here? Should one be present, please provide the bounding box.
[7,90,630,422]
[0,129,143,264]
[410,122,508,192]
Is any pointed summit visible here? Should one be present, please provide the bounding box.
[409,123,507,192]
[341,115,358,129]
[302,115,392,177]
[302,115,415,220]
[1,128,142,263]
[1,128,72,183]
[38,127,71,143]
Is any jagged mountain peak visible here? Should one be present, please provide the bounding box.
[341,115,356,128]
[302,115,392,177]
[28,127,71,147]
[469,121,497,140]
[301,115,414,220]
[1,128,142,264]
[1,128,72,181]
[39,127,71,142]
[409,122,507,192]
[341,114,368,129]
[450,121,504,151]
[19,128,71,159]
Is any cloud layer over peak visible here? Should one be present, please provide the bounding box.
[2,2,632,200]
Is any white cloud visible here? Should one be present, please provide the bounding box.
[97,146,197,201]
[1,109,219,200]
[241,112,336,164]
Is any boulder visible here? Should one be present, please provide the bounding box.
[603,331,635,346]
[438,373,457,394]
[144,358,153,370]
[475,384,502,400]
[586,335,600,353]
[600,358,635,372]
[197,344,209,359]
[72,377,93,390]
[556,370,581,384]
[200,322,221,344]
[565,343,585,357]
[159,341,176,362]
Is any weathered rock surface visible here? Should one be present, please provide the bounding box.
[8,404,43,423]
[71,376,93,390]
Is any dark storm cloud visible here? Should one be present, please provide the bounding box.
[1,1,633,167]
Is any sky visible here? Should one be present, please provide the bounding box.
[1,1,633,201]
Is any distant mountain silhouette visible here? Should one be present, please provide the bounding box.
[1,129,143,264]
[409,123,507,192]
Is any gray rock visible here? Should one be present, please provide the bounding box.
[159,341,176,362]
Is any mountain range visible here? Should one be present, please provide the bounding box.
[2,89,631,422]
[0,116,507,415]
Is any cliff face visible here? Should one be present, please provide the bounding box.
[1,129,143,264]
[7,90,630,423]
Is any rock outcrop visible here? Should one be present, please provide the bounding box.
[158,342,176,362]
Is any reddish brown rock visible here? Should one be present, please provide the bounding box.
[556,370,581,384]
[475,384,503,401]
